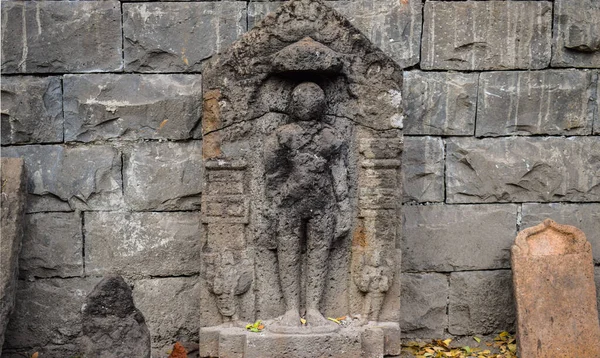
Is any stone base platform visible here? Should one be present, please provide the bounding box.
[200,322,400,358]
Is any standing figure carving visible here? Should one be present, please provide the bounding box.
[263,82,350,332]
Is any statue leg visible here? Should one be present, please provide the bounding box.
[275,213,302,327]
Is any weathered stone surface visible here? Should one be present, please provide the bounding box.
[132,277,200,357]
[421,2,552,70]
[477,70,597,136]
[248,0,422,69]
[3,277,100,351]
[1,145,123,212]
[512,220,600,357]
[123,3,247,72]
[402,204,517,272]
[400,273,447,338]
[402,137,444,203]
[522,203,600,265]
[446,137,600,203]
[596,75,600,135]
[64,74,202,142]
[449,270,515,336]
[81,275,151,358]
[552,0,600,68]
[20,212,82,279]
[596,268,600,317]
[1,2,122,73]
[123,141,202,211]
[0,158,26,352]
[85,212,201,277]
[1,76,63,145]
[403,71,477,135]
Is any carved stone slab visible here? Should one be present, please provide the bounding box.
[512,219,600,357]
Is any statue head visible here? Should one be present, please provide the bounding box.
[288,82,326,122]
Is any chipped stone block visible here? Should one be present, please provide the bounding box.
[123,141,202,211]
[552,0,600,68]
[521,203,600,265]
[123,2,247,72]
[63,74,202,142]
[477,70,597,136]
[400,273,448,339]
[132,277,200,357]
[85,212,201,277]
[402,137,444,203]
[402,204,517,272]
[422,2,552,70]
[1,145,123,212]
[446,137,600,203]
[449,270,515,336]
[1,2,122,73]
[3,277,101,350]
[1,76,63,145]
[20,212,83,280]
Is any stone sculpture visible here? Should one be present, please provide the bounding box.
[199,0,403,356]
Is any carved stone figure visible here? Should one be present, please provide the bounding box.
[352,247,394,325]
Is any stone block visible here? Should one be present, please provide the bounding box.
[1,2,121,73]
[400,273,448,339]
[123,2,247,72]
[20,212,83,279]
[552,0,600,68]
[0,158,26,352]
[446,137,600,203]
[63,74,202,142]
[132,277,200,357]
[1,76,63,145]
[3,277,101,350]
[477,70,597,136]
[1,145,123,212]
[421,2,552,70]
[123,142,202,211]
[522,203,600,265]
[249,0,422,69]
[402,204,517,272]
[403,71,477,135]
[448,270,515,336]
[85,212,201,277]
[402,137,444,203]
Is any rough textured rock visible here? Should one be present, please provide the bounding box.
[421,1,552,70]
[0,158,26,352]
[3,277,100,352]
[521,203,600,265]
[512,220,600,357]
[477,70,597,136]
[596,268,600,316]
[63,74,202,142]
[123,141,202,211]
[403,71,477,135]
[1,2,122,73]
[449,270,515,336]
[402,204,517,272]
[402,137,444,203]
[400,273,448,339]
[1,145,123,212]
[552,0,600,68]
[81,275,151,358]
[132,277,200,357]
[123,3,247,72]
[20,212,82,280]
[446,137,600,203]
[85,212,201,277]
[1,76,63,145]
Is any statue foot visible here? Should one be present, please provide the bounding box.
[268,309,301,333]
[304,308,339,333]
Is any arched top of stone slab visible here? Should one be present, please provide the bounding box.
[201,0,403,146]
[512,219,590,257]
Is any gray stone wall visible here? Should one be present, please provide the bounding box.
[1,0,598,356]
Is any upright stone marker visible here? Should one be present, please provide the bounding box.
[512,219,600,357]
[199,0,403,356]
[0,158,26,351]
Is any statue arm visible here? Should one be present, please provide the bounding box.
[331,143,350,238]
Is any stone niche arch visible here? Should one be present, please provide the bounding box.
[200,0,403,356]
